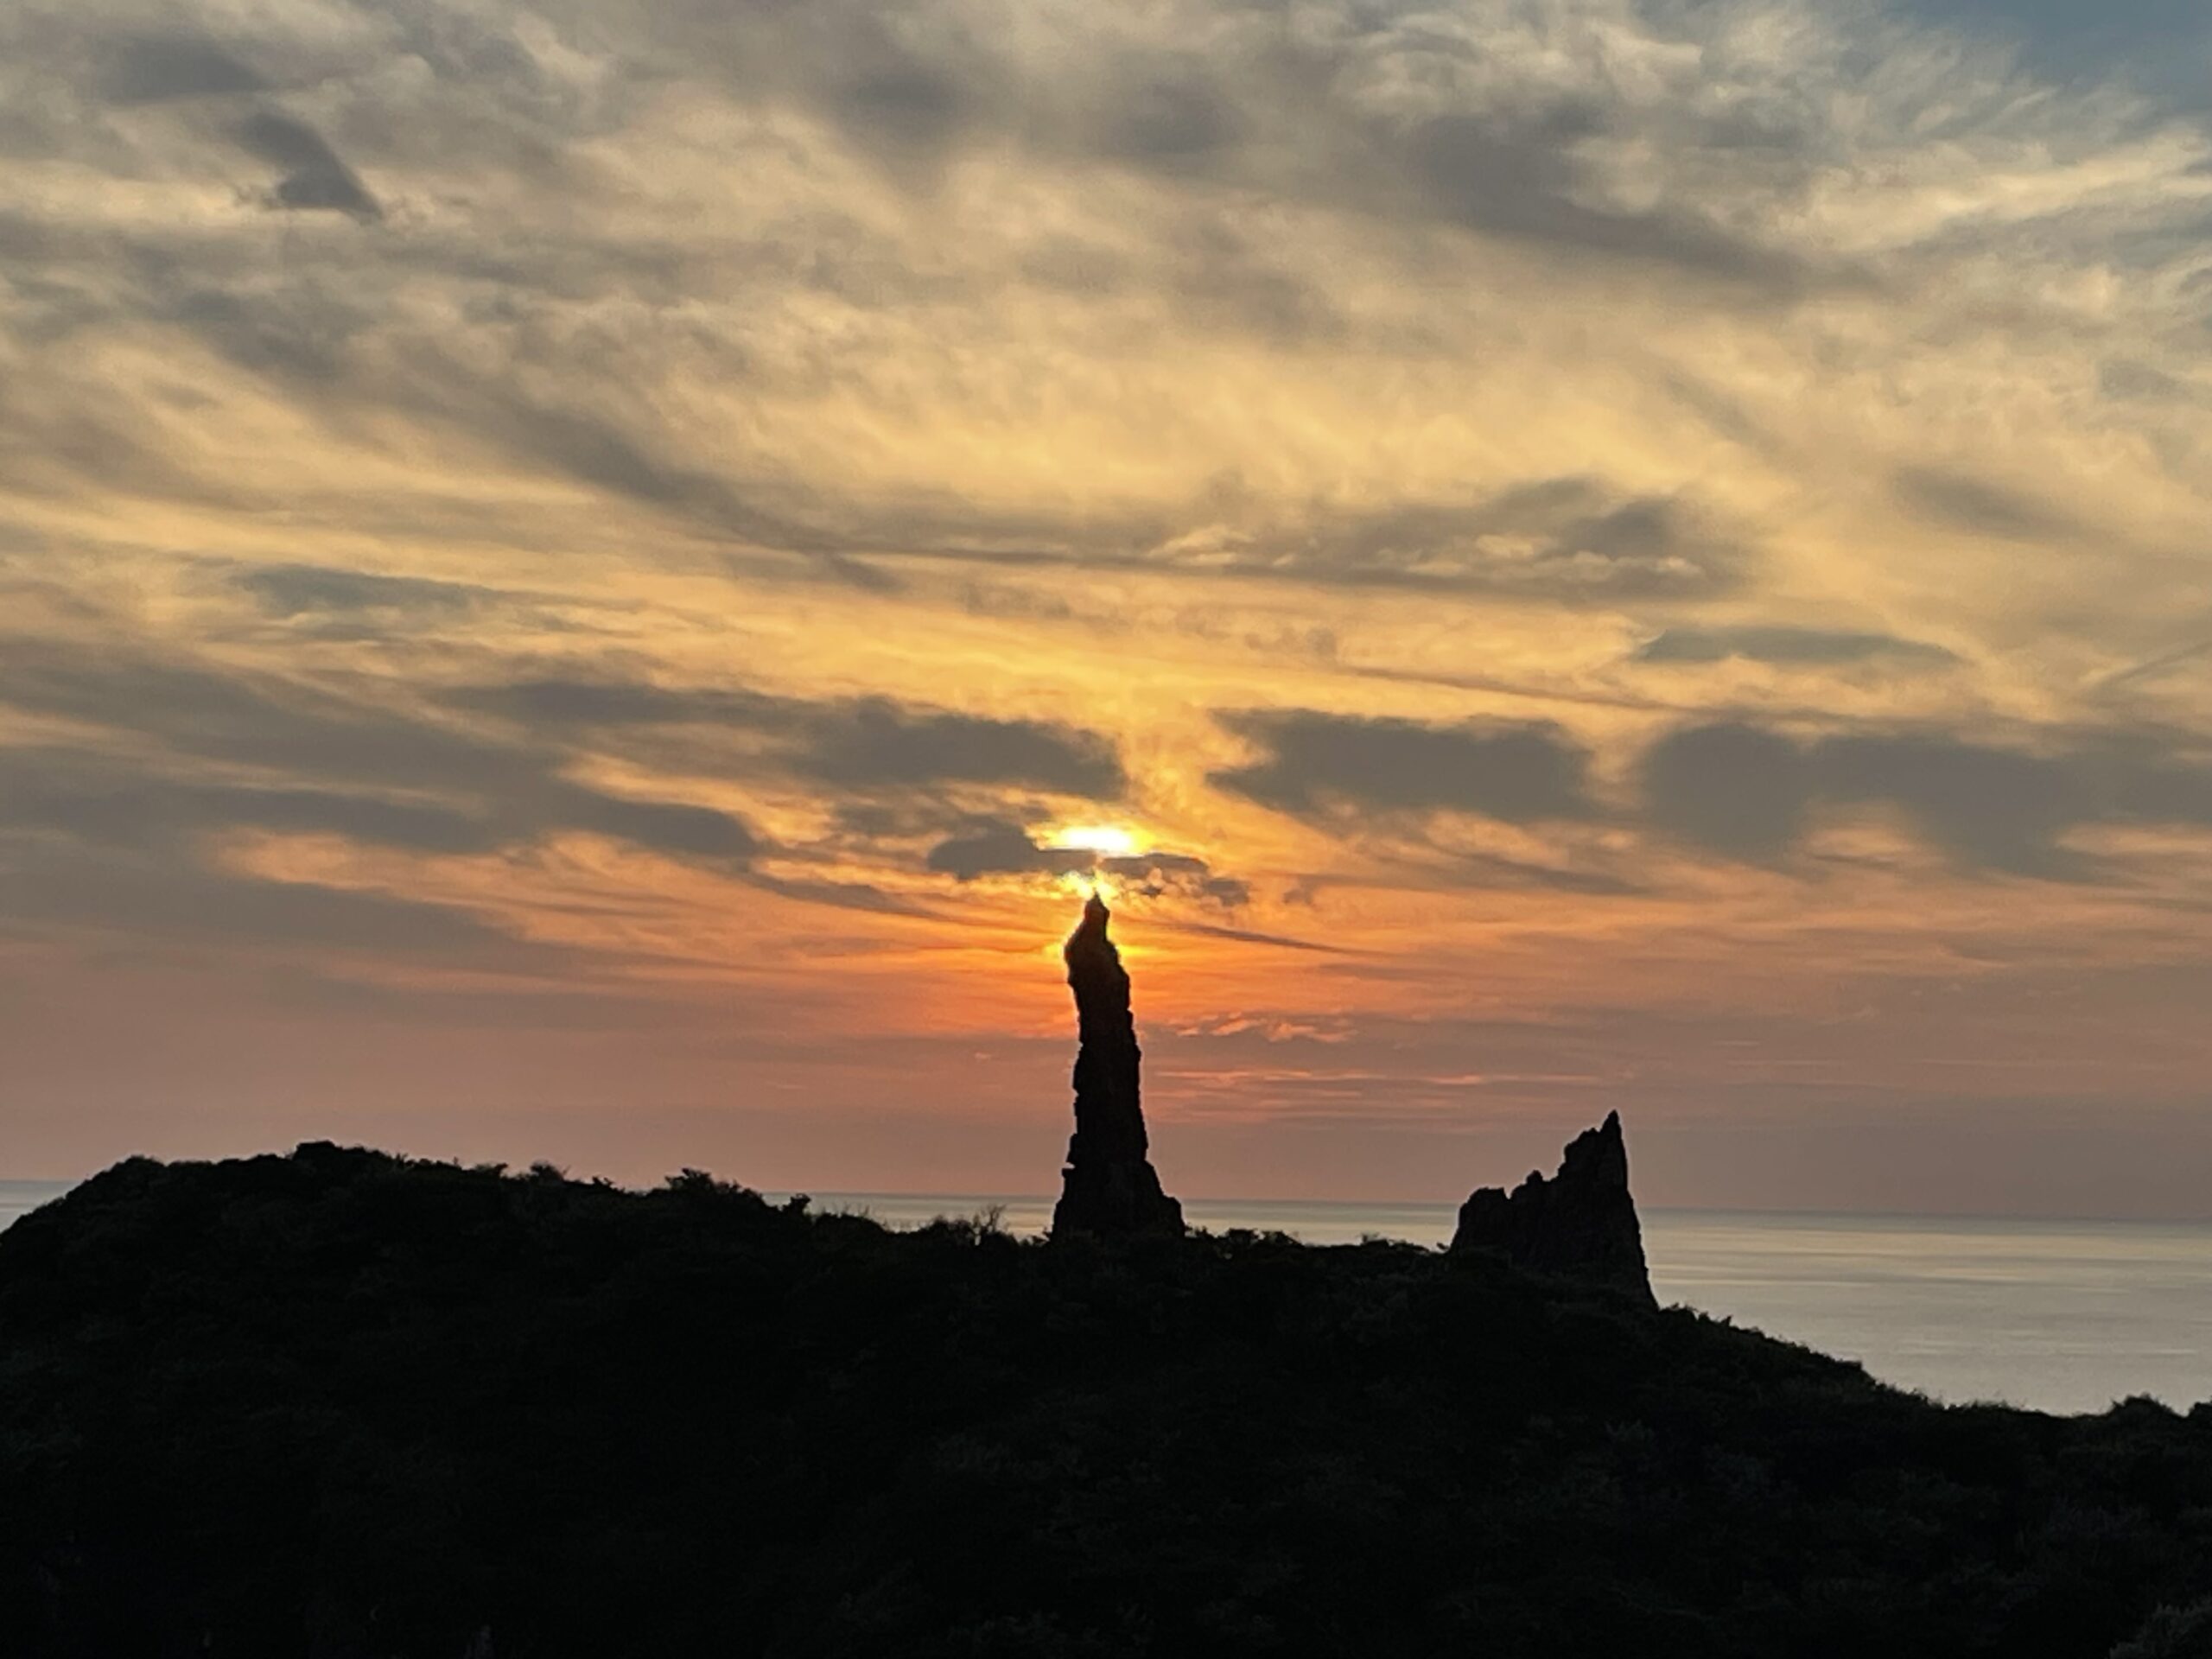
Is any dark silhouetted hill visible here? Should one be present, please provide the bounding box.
[3,1144,2211,1658]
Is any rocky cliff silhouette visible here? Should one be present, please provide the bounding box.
[1052,893,1184,1236]
[1451,1109,1653,1301]
[8,1144,2210,1657]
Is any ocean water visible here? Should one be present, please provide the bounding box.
[7,1179,2207,1415]
[807,1193,2212,1416]
[0,1183,63,1234]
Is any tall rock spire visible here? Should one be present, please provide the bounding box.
[1450,1111,1654,1302]
[1051,893,1183,1238]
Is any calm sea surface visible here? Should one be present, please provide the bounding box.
[6,1180,2207,1415]
[801,1193,2212,1416]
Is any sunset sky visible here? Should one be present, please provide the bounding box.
[7,0,2212,1215]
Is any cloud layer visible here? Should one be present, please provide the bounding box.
[6,0,2212,1208]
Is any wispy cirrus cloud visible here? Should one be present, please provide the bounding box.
[1636,627,1960,670]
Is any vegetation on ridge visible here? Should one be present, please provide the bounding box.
[3,1143,2211,1658]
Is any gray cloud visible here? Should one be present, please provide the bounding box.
[1641,721,1812,861]
[0,19,1765,609]
[1894,466,2081,544]
[1096,73,1243,168]
[1223,705,2212,885]
[1401,105,1809,290]
[330,340,913,582]
[1213,709,1595,823]
[234,563,505,620]
[0,848,543,963]
[99,31,269,105]
[1452,851,1644,898]
[1816,733,2101,880]
[0,642,535,798]
[448,395,789,542]
[1147,915,1339,952]
[1642,721,2212,878]
[622,0,1826,293]
[0,640,761,870]
[925,819,1095,881]
[0,747,496,855]
[830,65,976,167]
[0,0,2167,627]
[543,783,759,862]
[0,641,1139,963]
[1637,626,1959,668]
[904,478,1758,603]
[2100,359,2191,404]
[800,699,1122,795]
[456,678,1126,798]
[455,679,717,728]
[925,817,1246,904]
[163,289,359,384]
[235,110,382,221]
[1212,480,1749,601]
[745,871,939,918]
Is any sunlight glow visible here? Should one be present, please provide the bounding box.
[1051,824,1141,857]
[1058,869,1118,904]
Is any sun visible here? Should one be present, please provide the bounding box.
[1051,823,1142,858]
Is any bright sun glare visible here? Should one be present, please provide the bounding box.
[1051,823,1141,857]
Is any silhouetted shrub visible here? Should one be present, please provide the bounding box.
[2113,1600,2212,1659]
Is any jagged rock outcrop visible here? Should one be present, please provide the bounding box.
[1450,1111,1653,1302]
[1051,894,1183,1238]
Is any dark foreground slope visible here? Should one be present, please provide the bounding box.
[4,1148,2212,1659]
